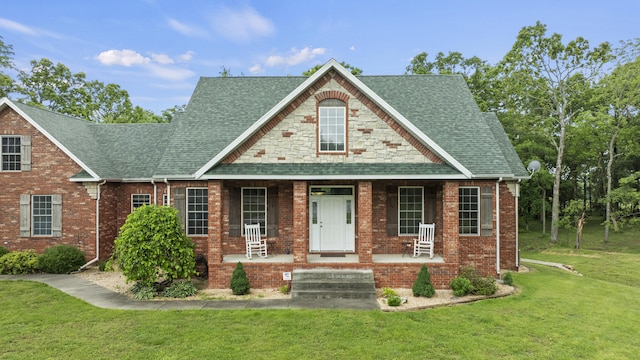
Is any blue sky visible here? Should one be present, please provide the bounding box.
[1,0,638,113]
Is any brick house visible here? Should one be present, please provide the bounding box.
[0,59,528,289]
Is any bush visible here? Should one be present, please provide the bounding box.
[162,280,198,298]
[502,271,514,286]
[450,276,473,297]
[387,295,402,306]
[0,246,9,258]
[382,287,398,298]
[0,250,40,274]
[112,205,196,286]
[459,267,497,296]
[230,262,250,295]
[278,284,290,294]
[131,282,156,300]
[412,265,435,297]
[38,245,86,274]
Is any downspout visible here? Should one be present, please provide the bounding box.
[516,180,521,268]
[151,179,156,205]
[81,179,107,270]
[496,178,502,276]
[164,178,171,206]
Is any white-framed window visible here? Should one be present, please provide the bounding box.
[459,187,480,235]
[242,187,267,235]
[32,195,52,236]
[162,194,168,206]
[399,186,423,235]
[1,136,21,171]
[318,99,346,153]
[131,194,151,211]
[187,188,208,235]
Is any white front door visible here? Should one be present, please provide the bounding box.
[309,188,355,252]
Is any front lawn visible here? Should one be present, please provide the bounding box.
[2,259,640,359]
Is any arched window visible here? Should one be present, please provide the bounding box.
[318,98,346,153]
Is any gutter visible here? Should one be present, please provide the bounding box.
[164,178,171,206]
[81,179,107,270]
[515,180,520,268]
[151,179,156,204]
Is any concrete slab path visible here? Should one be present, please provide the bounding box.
[0,274,380,310]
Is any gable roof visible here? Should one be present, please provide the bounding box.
[0,60,527,182]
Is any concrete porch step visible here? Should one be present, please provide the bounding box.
[291,269,376,300]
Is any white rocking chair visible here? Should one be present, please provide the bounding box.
[413,223,435,258]
[245,224,268,259]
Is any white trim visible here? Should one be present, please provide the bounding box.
[131,193,151,211]
[200,174,469,180]
[459,186,480,236]
[241,187,268,236]
[398,186,424,236]
[0,98,100,179]
[193,59,471,179]
[318,106,347,153]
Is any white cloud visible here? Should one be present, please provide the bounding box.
[167,18,208,37]
[265,47,326,67]
[209,5,275,42]
[249,64,264,74]
[97,49,150,67]
[0,17,38,36]
[146,64,195,81]
[151,53,174,65]
[350,46,356,51]
[179,51,196,62]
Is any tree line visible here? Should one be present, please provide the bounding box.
[1,21,639,243]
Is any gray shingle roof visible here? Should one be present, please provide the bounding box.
[4,61,526,181]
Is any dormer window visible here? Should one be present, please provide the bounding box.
[318,99,346,153]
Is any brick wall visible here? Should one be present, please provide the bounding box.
[0,107,97,259]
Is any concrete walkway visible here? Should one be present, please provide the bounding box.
[520,258,582,276]
[0,274,380,311]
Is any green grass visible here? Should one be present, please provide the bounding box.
[2,221,639,359]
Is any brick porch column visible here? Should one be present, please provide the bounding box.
[207,180,223,264]
[442,181,459,266]
[292,181,308,263]
[357,181,373,263]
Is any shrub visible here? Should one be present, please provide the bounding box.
[387,295,402,306]
[450,276,473,297]
[459,267,497,296]
[230,262,250,295]
[38,245,86,274]
[279,284,290,294]
[162,280,198,298]
[0,250,40,274]
[382,287,398,298]
[131,282,156,300]
[98,261,107,272]
[111,205,196,286]
[0,246,9,258]
[412,265,435,298]
[502,271,514,286]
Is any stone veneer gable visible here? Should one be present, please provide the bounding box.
[228,75,442,164]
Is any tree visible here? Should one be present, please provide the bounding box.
[499,22,611,243]
[595,41,640,241]
[0,35,15,98]
[80,80,134,123]
[303,61,362,76]
[111,205,196,286]
[406,51,496,111]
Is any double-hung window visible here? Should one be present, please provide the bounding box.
[459,187,480,235]
[1,136,21,171]
[20,194,61,237]
[318,99,346,153]
[399,186,423,235]
[32,195,52,236]
[242,187,267,235]
[187,188,208,235]
[131,194,151,210]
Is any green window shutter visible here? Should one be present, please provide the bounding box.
[267,187,279,237]
[481,186,493,236]
[229,187,241,237]
[21,135,31,171]
[173,188,186,230]
[20,194,31,237]
[386,186,398,236]
[52,194,62,237]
